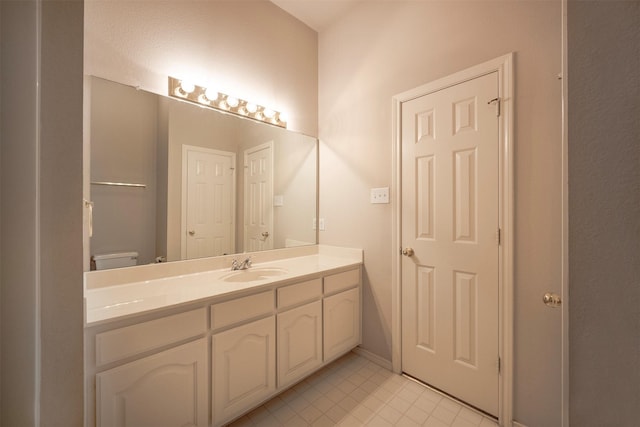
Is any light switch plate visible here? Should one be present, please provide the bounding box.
[313,218,325,230]
[370,187,389,204]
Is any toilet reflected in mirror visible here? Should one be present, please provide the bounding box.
[92,252,139,271]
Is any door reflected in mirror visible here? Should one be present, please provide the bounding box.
[88,76,317,270]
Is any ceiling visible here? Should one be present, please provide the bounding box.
[270,0,363,32]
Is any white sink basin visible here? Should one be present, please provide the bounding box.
[220,267,288,283]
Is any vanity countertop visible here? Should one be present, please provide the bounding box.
[84,245,362,326]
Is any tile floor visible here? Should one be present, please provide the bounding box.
[229,352,499,427]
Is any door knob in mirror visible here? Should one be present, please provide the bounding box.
[402,247,415,257]
[543,292,562,307]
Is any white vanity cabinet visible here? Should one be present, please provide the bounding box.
[86,260,362,427]
[211,292,276,426]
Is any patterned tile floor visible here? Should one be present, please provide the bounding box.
[229,352,499,427]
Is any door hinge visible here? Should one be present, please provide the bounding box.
[498,357,502,374]
[488,97,501,117]
[497,228,501,245]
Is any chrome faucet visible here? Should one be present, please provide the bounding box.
[231,256,252,271]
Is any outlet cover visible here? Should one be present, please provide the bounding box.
[370,187,390,204]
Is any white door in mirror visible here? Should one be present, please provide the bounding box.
[244,142,274,251]
[184,146,235,259]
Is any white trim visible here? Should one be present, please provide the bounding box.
[560,0,570,425]
[352,347,393,371]
[391,96,403,374]
[513,422,529,427]
[181,144,237,259]
[391,53,514,426]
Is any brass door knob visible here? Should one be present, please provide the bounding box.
[402,247,415,257]
[188,230,195,236]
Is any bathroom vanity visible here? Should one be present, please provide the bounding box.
[83,245,362,427]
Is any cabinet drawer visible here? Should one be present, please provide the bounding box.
[323,268,360,295]
[211,291,274,330]
[95,308,207,367]
[277,278,322,309]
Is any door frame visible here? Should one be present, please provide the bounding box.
[181,144,236,259]
[391,53,514,424]
[561,0,570,424]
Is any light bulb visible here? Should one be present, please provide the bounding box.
[263,108,275,119]
[180,80,195,94]
[245,103,258,114]
[226,97,239,108]
[204,88,218,101]
[278,112,288,123]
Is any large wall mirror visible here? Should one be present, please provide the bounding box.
[87,76,318,270]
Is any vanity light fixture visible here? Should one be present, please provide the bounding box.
[168,76,287,128]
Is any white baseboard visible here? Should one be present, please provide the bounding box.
[352,346,393,371]
[513,422,528,427]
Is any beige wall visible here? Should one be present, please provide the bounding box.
[84,0,318,136]
[90,77,159,265]
[1,3,39,423]
[1,1,84,425]
[318,2,562,425]
[568,1,640,425]
[271,132,317,249]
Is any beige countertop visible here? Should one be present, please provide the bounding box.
[84,245,362,325]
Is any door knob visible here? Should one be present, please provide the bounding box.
[188,230,195,236]
[261,231,270,238]
[402,247,415,257]
[543,292,562,307]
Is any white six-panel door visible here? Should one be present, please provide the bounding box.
[183,145,235,259]
[401,71,500,416]
[244,142,274,252]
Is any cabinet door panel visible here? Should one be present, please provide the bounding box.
[96,339,208,427]
[212,316,276,426]
[277,300,322,388]
[323,287,361,362]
